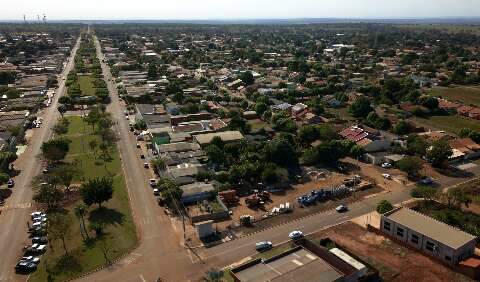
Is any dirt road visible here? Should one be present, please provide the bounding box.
[75,33,205,282]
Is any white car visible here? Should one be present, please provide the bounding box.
[381,163,392,169]
[255,241,273,251]
[125,115,129,120]
[21,256,40,264]
[31,212,46,219]
[288,230,304,240]
[382,173,392,180]
[153,188,160,196]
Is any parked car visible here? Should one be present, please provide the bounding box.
[20,256,40,265]
[7,179,15,188]
[31,236,48,244]
[30,212,46,219]
[15,261,37,273]
[153,188,160,196]
[255,241,273,252]
[149,179,156,187]
[140,154,145,159]
[420,177,433,185]
[288,230,304,240]
[136,143,141,148]
[143,162,149,169]
[381,162,392,169]
[382,173,392,180]
[335,205,348,213]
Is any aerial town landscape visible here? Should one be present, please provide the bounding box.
[1,1,480,282]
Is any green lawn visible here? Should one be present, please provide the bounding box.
[78,75,96,97]
[428,86,480,106]
[252,242,296,260]
[411,115,480,135]
[30,116,137,282]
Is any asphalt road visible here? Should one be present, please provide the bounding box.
[0,37,81,282]
[199,188,411,267]
[76,34,203,282]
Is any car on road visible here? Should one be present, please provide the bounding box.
[288,230,304,240]
[335,205,348,213]
[381,162,392,169]
[255,241,273,252]
[136,143,141,148]
[382,173,392,180]
[15,261,37,273]
[7,179,15,188]
[144,162,149,168]
[140,154,145,159]
[125,115,129,120]
[153,188,160,196]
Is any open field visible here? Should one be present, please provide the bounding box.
[411,115,480,135]
[78,75,96,97]
[429,86,480,106]
[309,222,472,282]
[29,116,137,282]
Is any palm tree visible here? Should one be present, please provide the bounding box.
[74,203,89,240]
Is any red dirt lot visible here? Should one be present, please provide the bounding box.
[310,222,473,282]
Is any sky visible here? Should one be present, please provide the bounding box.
[2,0,480,21]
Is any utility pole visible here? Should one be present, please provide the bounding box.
[43,14,47,24]
[23,15,26,24]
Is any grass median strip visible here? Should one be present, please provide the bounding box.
[29,116,137,282]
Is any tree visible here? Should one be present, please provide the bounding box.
[151,158,167,173]
[393,120,410,135]
[410,185,438,201]
[57,105,67,118]
[298,125,320,144]
[349,97,373,118]
[445,189,472,209]
[80,177,114,208]
[397,156,423,177]
[261,163,288,185]
[48,212,73,255]
[41,138,70,163]
[240,71,254,85]
[51,163,81,192]
[157,179,183,209]
[255,102,268,115]
[406,134,428,156]
[33,183,64,210]
[89,139,98,156]
[74,203,89,240]
[376,200,394,214]
[427,139,453,167]
[265,138,298,167]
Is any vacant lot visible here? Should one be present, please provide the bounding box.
[309,222,472,282]
[412,115,480,135]
[78,75,96,97]
[30,116,137,282]
[429,86,480,106]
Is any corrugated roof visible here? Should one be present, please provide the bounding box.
[385,208,476,249]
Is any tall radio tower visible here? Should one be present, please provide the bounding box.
[43,14,47,24]
[23,14,26,24]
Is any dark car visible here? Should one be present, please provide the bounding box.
[32,236,48,244]
[7,179,14,188]
[15,261,37,273]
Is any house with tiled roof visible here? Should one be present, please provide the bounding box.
[339,125,391,152]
